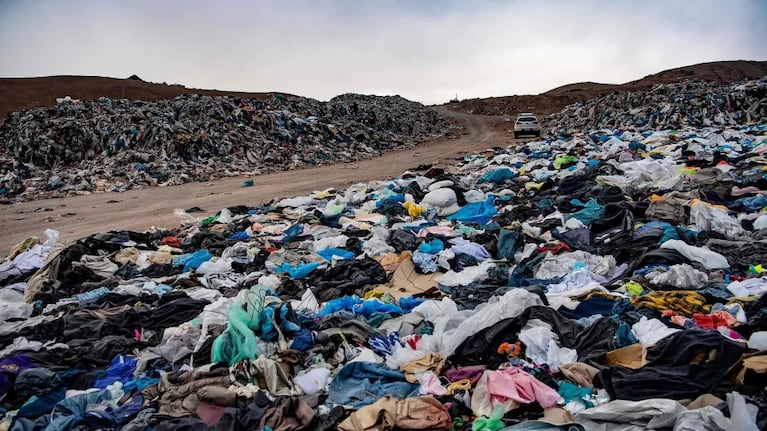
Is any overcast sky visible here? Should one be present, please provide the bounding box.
[1,0,766,104]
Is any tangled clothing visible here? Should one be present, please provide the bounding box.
[213,391,274,431]
[631,317,681,346]
[725,278,767,297]
[308,257,387,302]
[706,238,767,271]
[449,306,618,368]
[692,311,738,329]
[534,251,616,279]
[467,366,563,417]
[400,353,445,383]
[260,396,317,431]
[327,362,419,408]
[23,243,86,302]
[146,364,232,418]
[337,396,451,431]
[594,330,746,401]
[645,264,709,289]
[559,363,599,388]
[659,240,729,270]
[470,368,555,417]
[630,291,711,316]
[690,200,745,239]
[229,358,301,397]
[575,398,685,431]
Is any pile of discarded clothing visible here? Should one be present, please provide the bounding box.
[1,122,767,430]
[547,77,767,135]
[0,93,448,201]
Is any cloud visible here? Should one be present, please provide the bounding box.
[0,0,765,104]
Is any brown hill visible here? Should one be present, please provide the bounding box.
[0,75,280,123]
[446,60,767,117]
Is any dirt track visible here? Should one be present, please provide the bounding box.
[0,109,511,252]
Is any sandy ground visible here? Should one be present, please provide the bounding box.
[0,109,514,252]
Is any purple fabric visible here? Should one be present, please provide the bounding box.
[444,365,487,385]
[0,355,37,399]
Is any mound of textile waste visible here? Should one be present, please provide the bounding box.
[547,77,767,134]
[0,93,449,201]
[1,122,767,430]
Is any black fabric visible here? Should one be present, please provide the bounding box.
[594,329,746,401]
[154,416,210,431]
[213,391,275,431]
[309,257,387,302]
[449,306,618,368]
[387,229,418,253]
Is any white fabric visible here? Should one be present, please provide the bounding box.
[293,367,331,395]
[659,240,729,269]
[726,278,767,297]
[631,317,680,346]
[645,264,708,289]
[435,260,495,287]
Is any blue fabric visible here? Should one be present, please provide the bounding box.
[399,296,426,312]
[319,296,363,317]
[319,297,403,317]
[107,394,144,426]
[258,303,301,341]
[354,300,403,317]
[613,317,638,347]
[368,331,401,357]
[227,231,250,241]
[122,377,158,393]
[375,194,405,209]
[417,239,444,254]
[93,355,137,389]
[558,296,616,319]
[328,362,419,408]
[17,387,67,419]
[412,251,438,273]
[566,199,604,225]
[45,389,114,431]
[638,220,698,243]
[478,168,516,184]
[290,329,315,351]
[557,381,593,407]
[317,248,355,261]
[273,262,321,279]
[738,195,767,211]
[173,249,213,272]
[281,224,304,243]
[447,195,498,225]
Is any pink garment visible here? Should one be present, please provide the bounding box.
[485,367,562,408]
[418,372,447,396]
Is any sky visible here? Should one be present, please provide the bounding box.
[0,0,766,104]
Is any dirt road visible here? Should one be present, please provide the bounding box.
[0,109,509,252]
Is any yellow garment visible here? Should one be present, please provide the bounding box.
[311,190,334,199]
[631,290,710,316]
[524,182,544,191]
[5,237,40,261]
[403,201,425,218]
[446,379,472,394]
[364,290,385,300]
